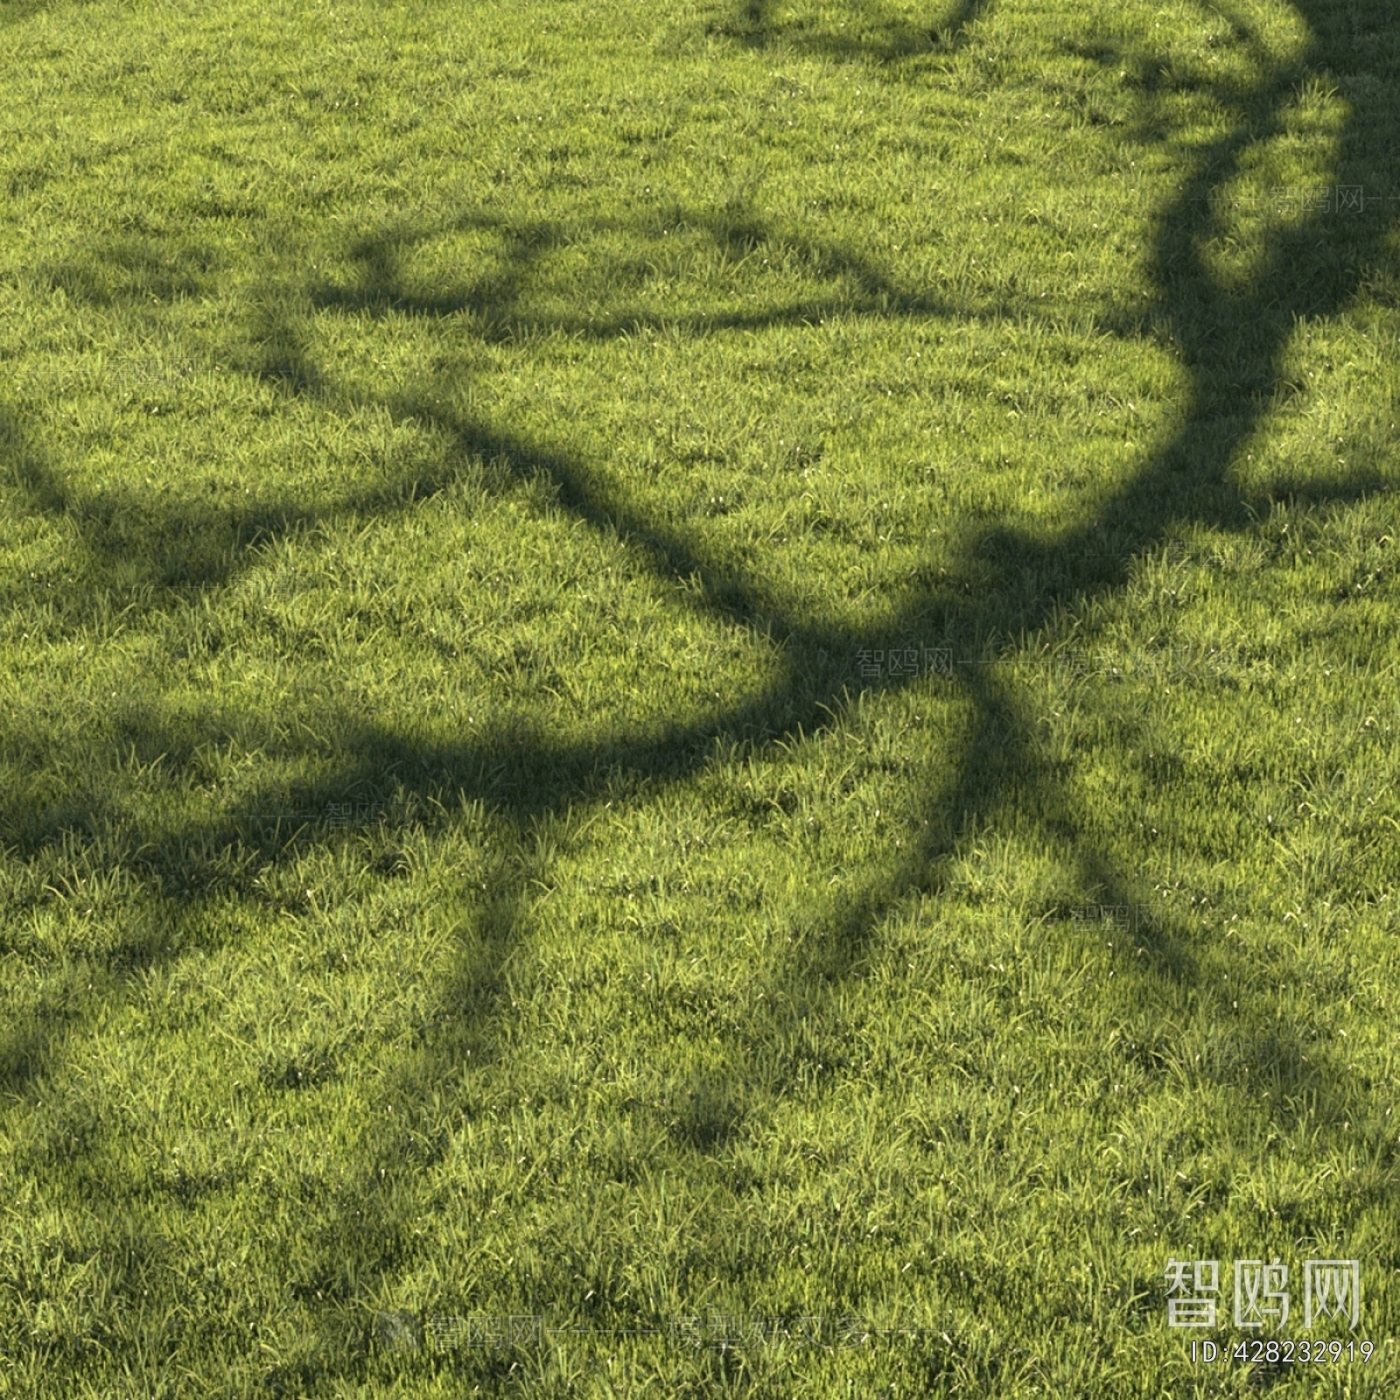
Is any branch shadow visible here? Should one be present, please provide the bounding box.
[711,0,992,61]
[0,0,59,28]
[1,199,1004,1204]
[5,200,1031,636]
[304,201,1004,341]
[2,0,1398,1381]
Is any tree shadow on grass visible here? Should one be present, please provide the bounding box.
[0,200,1014,1159]
[5,201,1028,630]
[2,0,1398,1384]
[0,0,59,28]
[304,201,1005,341]
[285,0,1396,1371]
[712,0,993,61]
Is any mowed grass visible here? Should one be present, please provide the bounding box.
[1,0,1399,1393]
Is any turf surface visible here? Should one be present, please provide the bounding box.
[1,0,1398,1394]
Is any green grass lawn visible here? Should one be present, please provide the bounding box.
[1,0,1398,1393]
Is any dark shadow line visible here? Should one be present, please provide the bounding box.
[709,0,994,61]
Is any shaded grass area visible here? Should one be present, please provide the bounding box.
[710,0,993,60]
[1,0,1399,1394]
